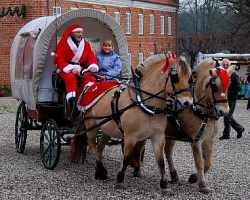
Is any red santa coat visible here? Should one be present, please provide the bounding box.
[55,24,98,100]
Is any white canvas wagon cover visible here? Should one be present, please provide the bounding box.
[10,9,129,110]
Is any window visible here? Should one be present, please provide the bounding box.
[114,12,120,25]
[126,13,131,34]
[53,6,61,16]
[160,16,165,35]
[149,14,154,34]
[128,53,132,67]
[168,16,172,35]
[138,14,144,35]
[138,52,144,64]
[70,7,78,10]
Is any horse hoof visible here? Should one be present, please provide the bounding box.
[117,172,125,183]
[95,163,108,180]
[115,182,125,190]
[170,170,179,184]
[188,174,198,184]
[133,169,141,177]
[95,170,108,180]
[199,186,211,194]
[160,179,168,189]
[71,159,79,163]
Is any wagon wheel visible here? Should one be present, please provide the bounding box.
[15,101,28,153]
[40,119,61,170]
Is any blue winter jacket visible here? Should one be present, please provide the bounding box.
[96,51,122,79]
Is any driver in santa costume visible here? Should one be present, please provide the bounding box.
[55,24,99,117]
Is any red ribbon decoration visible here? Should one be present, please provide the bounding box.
[216,69,230,92]
[161,53,176,74]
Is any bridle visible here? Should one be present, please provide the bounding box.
[164,66,192,113]
[130,63,192,116]
[190,70,229,119]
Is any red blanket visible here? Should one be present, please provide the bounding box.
[77,80,119,112]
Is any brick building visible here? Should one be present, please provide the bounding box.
[0,0,179,87]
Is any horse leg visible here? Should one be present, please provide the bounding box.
[86,130,107,180]
[95,134,109,180]
[165,139,179,183]
[130,140,146,177]
[152,134,168,190]
[202,139,213,176]
[117,137,136,184]
[188,139,213,184]
[70,128,86,163]
[191,143,210,194]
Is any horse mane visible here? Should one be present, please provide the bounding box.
[178,56,191,76]
[135,54,191,78]
[194,58,216,96]
[195,58,215,72]
[136,54,166,72]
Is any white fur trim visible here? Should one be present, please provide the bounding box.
[72,27,83,32]
[66,91,76,101]
[67,37,85,63]
[67,37,78,53]
[72,39,85,63]
[87,64,99,72]
[74,65,82,72]
[63,64,75,73]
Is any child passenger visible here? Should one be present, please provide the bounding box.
[96,40,122,79]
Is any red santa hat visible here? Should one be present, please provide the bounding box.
[56,24,83,49]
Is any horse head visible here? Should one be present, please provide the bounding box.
[164,54,193,110]
[193,59,230,118]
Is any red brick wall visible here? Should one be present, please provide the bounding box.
[51,0,177,66]
[0,0,47,86]
[0,0,177,86]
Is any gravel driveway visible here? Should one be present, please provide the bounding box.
[0,98,249,200]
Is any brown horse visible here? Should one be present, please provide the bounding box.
[165,59,230,193]
[80,54,192,190]
[130,58,230,193]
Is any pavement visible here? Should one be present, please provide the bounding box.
[0,98,249,199]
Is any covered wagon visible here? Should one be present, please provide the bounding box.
[10,9,130,169]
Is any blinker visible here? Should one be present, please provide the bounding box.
[170,68,179,83]
[210,77,218,92]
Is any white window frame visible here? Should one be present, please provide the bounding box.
[168,16,172,35]
[70,7,78,11]
[160,16,165,35]
[138,14,144,35]
[138,52,144,64]
[149,14,155,34]
[128,53,132,67]
[126,12,131,34]
[114,12,120,25]
[53,6,61,16]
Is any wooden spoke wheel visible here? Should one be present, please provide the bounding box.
[15,101,28,153]
[40,119,61,170]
